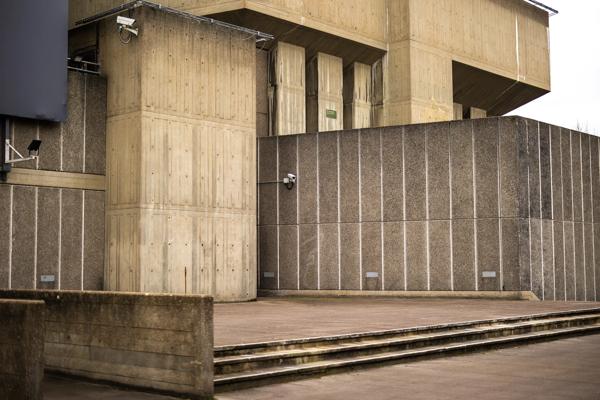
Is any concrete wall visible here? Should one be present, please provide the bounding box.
[100,8,257,301]
[0,71,106,291]
[257,117,600,301]
[0,299,45,400]
[0,290,213,399]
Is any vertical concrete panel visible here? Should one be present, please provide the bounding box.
[278,225,298,290]
[339,131,360,222]
[501,218,520,291]
[518,219,531,291]
[278,136,298,225]
[259,225,277,289]
[584,223,594,300]
[581,135,592,222]
[427,123,450,219]
[591,137,600,223]
[318,132,339,223]
[528,121,541,219]
[383,222,404,290]
[0,186,10,287]
[450,120,474,219]
[361,222,382,290]
[573,222,585,300]
[571,131,583,222]
[319,224,339,290]
[381,127,404,221]
[561,129,573,221]
[499,118,519,218]
[85,75,107,175]
[258,138,277,225]
[553,221,565,300]
[474,119,498,218]
[360,129,382,222]
[405,221,427,290]
[550,125,563,221]
[37,188,60,290]
[516,118,530,219]
[11,186,36,289]
[530,219,543,299]
[340,223,360,289]
[61,189,83,290]
[452,219,475,290]
[542,219,554,300]
[299,224,318,289]
[404,126,426,220]
[429,220,451,290]
[539,123,552,220]
[477,219,500,291]
[63,73,85,173]
[38,121,62,171]
[83,191,105,290]
[563,222,575,300]
[298,135,318,224]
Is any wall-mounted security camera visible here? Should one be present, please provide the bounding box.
[283,173,296,190]
[117,15,138,44]
[4,138,42,164]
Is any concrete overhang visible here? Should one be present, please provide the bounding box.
[452,61,550,116]
[205,8,387,67]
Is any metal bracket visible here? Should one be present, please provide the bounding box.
[4,139,38,164]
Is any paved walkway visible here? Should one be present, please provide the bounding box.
[45,334,600,399]
[214,297,600,345]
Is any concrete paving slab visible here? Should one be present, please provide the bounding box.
[214,297,600,346]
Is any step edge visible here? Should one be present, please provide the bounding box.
[214,324,600,384]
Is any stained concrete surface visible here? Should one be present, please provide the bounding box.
[44,334,600,400]
[214,297,600,346]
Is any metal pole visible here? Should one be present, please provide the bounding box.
[0,116,11,181]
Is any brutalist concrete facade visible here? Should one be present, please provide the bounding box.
[258,117,600,301]
[0,71,106,291]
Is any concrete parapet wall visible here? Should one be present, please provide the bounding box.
[0,290,214,399]
[0,299,46,400]
[257,116,600,301]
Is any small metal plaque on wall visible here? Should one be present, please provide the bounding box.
[325,109,337,119]
[40,275,55,282]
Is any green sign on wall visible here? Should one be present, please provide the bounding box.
[326,109,337,119]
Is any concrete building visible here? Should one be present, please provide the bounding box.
[4,1,593,303]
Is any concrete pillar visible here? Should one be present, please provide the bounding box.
[343,62,372,129]
[100,8,256,301]
[470,107,487,119]
[306,52,343,133]
[269,42,305,135]
[453,103,463,120]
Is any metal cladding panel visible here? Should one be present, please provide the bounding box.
[0,0,68,122]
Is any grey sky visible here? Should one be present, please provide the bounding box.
[507,0,600,135]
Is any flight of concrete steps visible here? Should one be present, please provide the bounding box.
[214,308,600,391]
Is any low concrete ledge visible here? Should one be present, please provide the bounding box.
[0,299,46,400]
[0,290,214,399]
[258,290,540,301]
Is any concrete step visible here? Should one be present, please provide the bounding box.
[215,314,600,375]
[214,309,600,391]
[214,307,600,357]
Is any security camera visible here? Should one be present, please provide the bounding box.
[282,173,296,190]
[117,16,136,27]
[117,15,138,43]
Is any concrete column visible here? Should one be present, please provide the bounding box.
[270,42,305,136]
[306,52,343,133]
[101,8,257,301]
[343,62,372,129]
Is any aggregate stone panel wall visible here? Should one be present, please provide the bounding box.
[0,71,106,292]
[0,290,214,399]
[257,117,600,301]
[0,299,45,400]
